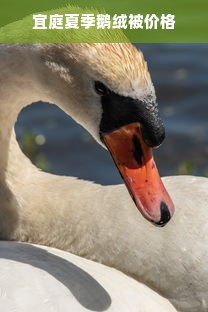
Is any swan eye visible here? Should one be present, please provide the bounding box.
[94,81,109,96]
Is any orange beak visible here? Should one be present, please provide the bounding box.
[102,122,175,226]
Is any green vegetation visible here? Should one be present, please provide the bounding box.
[177,160,196,175]
[176,160,208,177]
[0,0,208,42]
[17,128,51,172]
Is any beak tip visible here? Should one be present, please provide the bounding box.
[152,201,173,227]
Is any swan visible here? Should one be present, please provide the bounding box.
[0,43,207,312]
[0,241,178,312]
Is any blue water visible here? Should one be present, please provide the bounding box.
[15,44,208,184]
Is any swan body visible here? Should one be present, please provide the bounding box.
[0,43,207,312]
[0,241,178,312]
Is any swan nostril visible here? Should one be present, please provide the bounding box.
[153,202,171,227]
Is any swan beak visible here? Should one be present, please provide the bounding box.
[102,122,175,226]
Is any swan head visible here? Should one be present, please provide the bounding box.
[43,43,174,226]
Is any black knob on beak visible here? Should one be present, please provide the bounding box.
[141,121,165,148]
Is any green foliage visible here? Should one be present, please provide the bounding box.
[0,0,207,43]
[177,160,196,175]
[177,160,208,177]
[18,128,51,172]
[0,4,128,43]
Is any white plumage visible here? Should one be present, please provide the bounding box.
[0,241,177,312]
[0,43,207,312]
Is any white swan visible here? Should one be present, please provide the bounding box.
[0,241,177,312]
[0,43,207,312]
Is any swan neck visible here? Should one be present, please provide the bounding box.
[0,45,59,175]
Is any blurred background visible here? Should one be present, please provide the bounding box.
[15,44,208,184]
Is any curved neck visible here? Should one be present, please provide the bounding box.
[0,46,46,173]
[0,44,103,242]
[0,44,123,256]
[0,44,101,178]
[0,45,57,238]
[0,44,78,177]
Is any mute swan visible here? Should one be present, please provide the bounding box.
[0,43,207,312]
[0,241,178,312]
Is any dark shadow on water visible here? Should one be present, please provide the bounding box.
[0,241,111,311]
